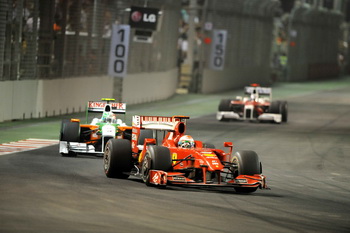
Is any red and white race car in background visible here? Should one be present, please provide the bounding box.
[217,84,288,123]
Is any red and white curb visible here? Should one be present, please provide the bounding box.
[0,138,59,156]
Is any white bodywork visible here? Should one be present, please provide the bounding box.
[217,85,283,123]
[59,141,97,154]
[59,123,116,155]
[59,100,127,156]
[216,111,282,123]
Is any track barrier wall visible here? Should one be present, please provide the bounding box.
[0,0,345,122]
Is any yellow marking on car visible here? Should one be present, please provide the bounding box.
[202,153,215,157]
[172,153,177,165]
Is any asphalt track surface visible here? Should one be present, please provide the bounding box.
[1,79,350,232]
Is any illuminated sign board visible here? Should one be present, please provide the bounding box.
[129,6,159,31]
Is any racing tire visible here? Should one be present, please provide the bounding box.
[269,101,281,114]
[203,143,215,149]
[231,150,261,175]
[141,145,172,186]
[231,150,261,193]
[138,129,154,145]
[60,120,80,157]
[60,119,80,142]
[103,139,132,179]
[218,99,232,111]
[280,101,288,122]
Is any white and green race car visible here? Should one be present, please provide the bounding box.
[59,98,132,156]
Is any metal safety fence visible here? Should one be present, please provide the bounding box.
[0,0,179,81]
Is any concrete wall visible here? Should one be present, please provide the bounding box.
[123,68,178,104]
[200,0,279,93]
[0,68,177,122]
[0,80,39,121]
[0,0,181,122]
[287,7,342,81]
[202,66,271,94]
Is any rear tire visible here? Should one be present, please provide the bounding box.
[103,139,132,178]
[141,145,172,186]
[138,129,154,145]
[203,143,215,149]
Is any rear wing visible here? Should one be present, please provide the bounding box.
[244,86,271,95]
[132,115,189,131]
[87,101,126,114]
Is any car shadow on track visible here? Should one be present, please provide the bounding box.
[165,185,282,197]
[60,153,103,159]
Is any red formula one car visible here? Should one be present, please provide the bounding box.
[103,115,268,193]
[217,84,287,123]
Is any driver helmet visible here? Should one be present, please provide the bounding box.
[178,135,195,148]
[101,112,109,122]
[250,89,257,101]
[102,112,115,123]
[106,112,116,123]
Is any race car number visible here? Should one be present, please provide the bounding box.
[108,24,130,77]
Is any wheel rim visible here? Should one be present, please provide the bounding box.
[103,142,111,172]
[141,154,151,182]
[231,156,239,177]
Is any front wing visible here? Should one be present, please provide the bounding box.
[148,170,268,189]
[217,111,282,123]
[59,141,103,155]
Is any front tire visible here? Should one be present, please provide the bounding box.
[280,101,288,122]
[218,99,232,111]
[60,120,80,157]
[141,146,172,186]
[60,119,80,142]
[269,101,281,114]
[231,150,261,175]
[231,150,261,193]
[104,139,132,178]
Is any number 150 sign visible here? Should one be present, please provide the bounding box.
[108,24,130,78]
[209,30,227,70]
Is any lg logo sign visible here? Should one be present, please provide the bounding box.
[129,6,159,30]
[131,11,156,23]
[130,11,142,22]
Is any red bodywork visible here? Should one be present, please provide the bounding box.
[131,115,268,190]
[231,99,270,118]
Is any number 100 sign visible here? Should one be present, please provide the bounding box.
[108,24,130,78]
[209,30,227,71]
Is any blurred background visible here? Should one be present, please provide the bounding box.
[0,0,348,122]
